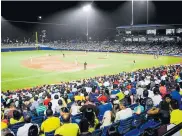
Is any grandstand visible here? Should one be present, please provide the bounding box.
[1,1,182,136]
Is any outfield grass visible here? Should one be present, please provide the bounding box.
[1,50,182,91]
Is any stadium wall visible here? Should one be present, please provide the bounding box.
[1,46,182,57]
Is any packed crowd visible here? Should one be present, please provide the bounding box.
[1,40,182,55]
[1,64,182,136]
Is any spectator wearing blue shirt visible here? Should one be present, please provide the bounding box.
[131,85,137,95]
[170,85,181,106]
[110,84,120,99]
[97,95,112,121]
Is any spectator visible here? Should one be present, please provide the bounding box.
[36,99,46,116]
[4,102,16,119]
[79,118,91,136]
[168,99,182,136]
[170,85,181,106]
[10,110,24,125]
[54,113,80,136]
[30,96,39,111]
[43,94,51,106]
[55,99,64,114]
[159,82,167,98]
[100,111,112,128]
[41,109,60,134]
[133,99,144,115]
[17,116,39,136]
[84,108,99,132]
[151,87,162,106]
[97,95,112,121]
[51,95,60,113]
[70,100,81,115]
[114,100,132,122]
[140,90,153,110]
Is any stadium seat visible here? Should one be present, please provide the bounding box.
[132,111,147,128]
[71,113,82,124]
[117,116,134,134]
[123,128,140,136]
[45,130,55,136]
[139,119,161,134]
[31,116,44,126]
[91,129,102,136]
[9,122,25,136]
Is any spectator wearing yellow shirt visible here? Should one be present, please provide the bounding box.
[74,92,85,101]
[1,121,8,130]
[41,109,60,134]
[55,113,80,136]
[168,99,182,135]
[10,110,24,125]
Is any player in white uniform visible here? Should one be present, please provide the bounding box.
[30,56,33,63]
[75,56,78,66]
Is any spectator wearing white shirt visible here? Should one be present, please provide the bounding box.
[115,100,133,122]
[151,87,162,106]
[136,85,144,99]
[17,116,39,136]
[70,101,81,115]
[50,95,59,113]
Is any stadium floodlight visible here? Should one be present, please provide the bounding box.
[82,4,91,12]
[82,4,92,42]
[38,16,42,20]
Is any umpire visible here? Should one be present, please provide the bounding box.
[84,62,87,70]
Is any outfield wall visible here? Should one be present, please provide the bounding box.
[1,46,182,57]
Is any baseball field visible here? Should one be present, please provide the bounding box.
[2,50,182,92]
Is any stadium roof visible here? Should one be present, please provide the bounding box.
[116,24,182,31]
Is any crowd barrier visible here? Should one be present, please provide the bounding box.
[1,46,182,57]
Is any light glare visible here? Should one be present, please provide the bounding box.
[82,5,91,12]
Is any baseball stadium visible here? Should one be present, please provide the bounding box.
[1,1,182,136]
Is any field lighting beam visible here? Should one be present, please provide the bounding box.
[82,4,92,42]
[131,0,133,25]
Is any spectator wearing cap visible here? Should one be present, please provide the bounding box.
[10,110,24,125]
[17,116,39,136]
[54,113,80,136]
[30,96,39,111]
[36,99,47,116]
[114,100,132,122]
[98,95,112,121]
[41,109,60,134]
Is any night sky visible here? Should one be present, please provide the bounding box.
[1,1,182,41]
